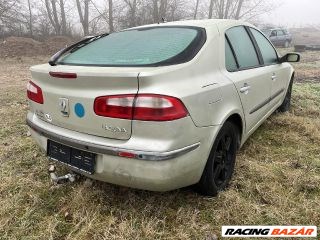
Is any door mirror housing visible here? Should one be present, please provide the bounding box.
[279,53,300,63]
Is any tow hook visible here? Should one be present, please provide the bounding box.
[48,165,76,184]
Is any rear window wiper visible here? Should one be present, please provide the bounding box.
[48,33,109,66]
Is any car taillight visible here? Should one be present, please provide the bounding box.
[94,94,135,119]
[94,94,188,121]
[27,81,44,104]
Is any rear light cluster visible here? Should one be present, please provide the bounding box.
[27,81,43,104]
[94,94,188,121]
[27,77,188,121]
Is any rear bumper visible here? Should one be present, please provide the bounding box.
[27,118,200,161]
[27,112,220,191]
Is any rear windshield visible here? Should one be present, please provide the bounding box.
[58,26,206,67]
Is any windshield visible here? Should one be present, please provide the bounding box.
[58,26,205,67]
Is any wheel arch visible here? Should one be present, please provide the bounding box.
[223,113,244,149]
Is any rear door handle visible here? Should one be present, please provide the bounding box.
[240,84,251,94]
[271,73,277,81]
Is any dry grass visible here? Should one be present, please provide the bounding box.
[0,54,319,239]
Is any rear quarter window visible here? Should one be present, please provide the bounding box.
[58,27,206,67]
[225,39,238,72]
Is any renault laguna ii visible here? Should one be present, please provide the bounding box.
[26,19,300,196]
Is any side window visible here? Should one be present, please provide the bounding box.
[277,30,284,36]
[270,30,277,37]
[250,28,278,65]
[225,39,238,71]
[226,26,259,69]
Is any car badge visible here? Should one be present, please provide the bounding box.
[45,113,52,122]
[59,98,69,117]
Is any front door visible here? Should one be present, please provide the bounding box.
[249,27,288,109]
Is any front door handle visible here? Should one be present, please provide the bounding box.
[271,73,277,81]
[240,83,251,94]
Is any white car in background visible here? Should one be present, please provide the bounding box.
[26,19,300,196]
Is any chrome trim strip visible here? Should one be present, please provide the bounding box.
[26,119,200,161]
[250,88,285,114]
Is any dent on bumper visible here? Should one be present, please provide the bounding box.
[26,118,200,161]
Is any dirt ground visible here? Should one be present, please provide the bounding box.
[0,36,74,58]
[0,51,319,239]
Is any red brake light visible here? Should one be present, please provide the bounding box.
[27,81,44,104]
[49,72,77,79]
[94,94,188,121]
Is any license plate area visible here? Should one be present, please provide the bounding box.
[47,140,96,174]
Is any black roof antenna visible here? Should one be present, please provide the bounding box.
[158,17,166,24]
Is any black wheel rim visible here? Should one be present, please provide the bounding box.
[213,133,234,188]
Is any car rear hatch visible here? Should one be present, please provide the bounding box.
[29,64,140,140]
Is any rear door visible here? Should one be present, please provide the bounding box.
[225,26,272,133]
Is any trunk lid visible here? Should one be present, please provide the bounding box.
[30,64,140,140]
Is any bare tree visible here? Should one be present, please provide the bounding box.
[208,0,273,20]
[159,0,167,19]
[152,0,158,22]
[59,0,67,34]
[152,0,168,22]
[193,0,200,19]
[124,0,137,27]
[208,0,214,19]
[234,0,244,19]
[108,0,114,31]
[0,0,278,39]
[76,0,89,35]
[0,0,23,35]
[44,0,61,34]
[26,0,33,36]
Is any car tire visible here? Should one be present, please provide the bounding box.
[196,121,239,196]
[278,77,293,112]
[284,41,290,48]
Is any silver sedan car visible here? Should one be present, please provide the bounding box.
[27,19,300,196]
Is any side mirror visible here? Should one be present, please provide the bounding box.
[279,53,300,63]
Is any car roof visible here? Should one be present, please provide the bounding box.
[127,19,254,31]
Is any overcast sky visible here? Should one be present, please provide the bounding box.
[261,0,320,27]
